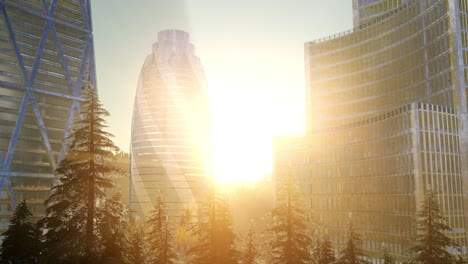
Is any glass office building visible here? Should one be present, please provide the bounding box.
[0,0,96,229]
[276,103,465,260]
[276,0,468,261]
[130,30,210,218]
[352,0,411,27]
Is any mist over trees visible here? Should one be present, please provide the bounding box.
[240,222,258,264]
[1,90,466,264]
[175,208,197,261]
[188,191,239,264]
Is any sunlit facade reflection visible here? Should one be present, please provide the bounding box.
[276,0,468,261]
[130,30,210,218]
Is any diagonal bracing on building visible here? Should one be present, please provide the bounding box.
[0,0,96,227]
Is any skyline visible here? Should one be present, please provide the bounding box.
[91,1,353,182]
[0,1,467,263]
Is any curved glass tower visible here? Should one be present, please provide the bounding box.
[0,1,96,229]
[275,0,468,261]
[130,30,210,218]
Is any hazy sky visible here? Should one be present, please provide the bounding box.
[90,0,352,182]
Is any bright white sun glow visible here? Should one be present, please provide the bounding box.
[209,79,304,185]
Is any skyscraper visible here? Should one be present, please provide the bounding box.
[0,1,96,228]
[352,0,411,27]
[275,0,468,261]
[130,30,210,218]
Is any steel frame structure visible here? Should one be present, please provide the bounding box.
[0,0,96,222]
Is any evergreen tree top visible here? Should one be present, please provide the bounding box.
[39,87,123,262]
[68,88,119,158]
[1,200,41,264]
[147,192,168,233]
[9,200,33,225]
[270,174,312,264]
[241,222,258,264]
[410,189,458,264]
[188,194,239,264]
[314,235,336,264]
[337,217,369,264]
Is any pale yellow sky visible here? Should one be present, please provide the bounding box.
[91,1,353,182]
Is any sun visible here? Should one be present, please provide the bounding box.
[209,82,304,185]
[211,126,273,184]
[210,108,274,184]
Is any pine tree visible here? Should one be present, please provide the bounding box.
[270,174,312,264]
[39,88,120,261]
[180,208,193,229]
[313,235,336,264]
[336,216,369,264]
[188,192,239,264]
[215,198,239,263]
[161,219,179,264]
[176,208,197,261]
[381,245,395,264]
[241,222,258,264]
[128,223,147,264]
[146,193,178,264]
[99,194,130,263]
[409,190,457,264]
[0,200,41,264]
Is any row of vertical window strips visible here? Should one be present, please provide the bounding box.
[357,0,408,24]
[308,156,415,259]
[314,0,421,45]
[417,105,465,247]
[307,178,415,257]
[313,0,418,44]
[276,104,461,258]
[308,104,416,181]
[311,2,446,70]
[311,200,414,257]
[311,6,446,82]
[310,103,457,162]
[274,144,413,259]
[460,1,468,115]
[309,1,453,128]
[309,106,412,165]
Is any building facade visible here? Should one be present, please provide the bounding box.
[352,0,411,27]
[276,103,465,260]
[0,0,96,228]
[276,0,468,261]
[130,30,210,218]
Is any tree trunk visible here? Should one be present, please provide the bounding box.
[86,92,96,256]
